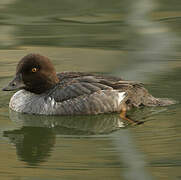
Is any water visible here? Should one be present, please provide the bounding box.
[0,0,181,180]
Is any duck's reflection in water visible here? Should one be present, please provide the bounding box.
[3,110,126,166]
[8,109,126,134]
[4,126,55,166]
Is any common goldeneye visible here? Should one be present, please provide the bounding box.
[2,54,175,120]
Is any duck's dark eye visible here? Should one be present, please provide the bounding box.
[32,67,38,73]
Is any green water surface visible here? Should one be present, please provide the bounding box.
[0,0,181,180]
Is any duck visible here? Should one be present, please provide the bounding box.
[2,54,175,123]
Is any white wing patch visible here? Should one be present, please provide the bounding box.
[51,98,56,107]
[117,92,126,104]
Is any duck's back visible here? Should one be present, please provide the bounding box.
[9,72,175,115]
[55,72,175,108]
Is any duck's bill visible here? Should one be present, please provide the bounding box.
[2,74,26,91]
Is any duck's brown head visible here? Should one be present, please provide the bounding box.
[2,54,59,94]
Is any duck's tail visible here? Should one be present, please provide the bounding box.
[141,93,177,107]
[153,97,178,106]
[126,85,178,107]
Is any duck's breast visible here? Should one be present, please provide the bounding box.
[9,90,126,115]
